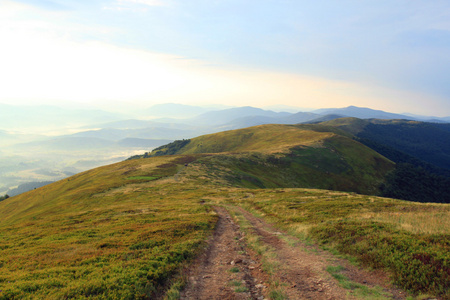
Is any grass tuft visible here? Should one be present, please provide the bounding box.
[228,189,449,299]
[326,265,391,299]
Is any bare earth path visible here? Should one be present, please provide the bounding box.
[180,206,265,299]
[180,206,407,300]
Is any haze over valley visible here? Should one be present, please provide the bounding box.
[1,102,450,198]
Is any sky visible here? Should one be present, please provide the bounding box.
[1,0,450,116]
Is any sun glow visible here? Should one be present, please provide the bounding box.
[0,29,392,110]
[0,0,445,115]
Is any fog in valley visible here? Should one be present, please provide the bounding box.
[0,103,206,195]
[2,102,449,196]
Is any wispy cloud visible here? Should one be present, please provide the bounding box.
[118,0,165,6]
[2,0,450,116]
[11,0,69,11]
[2,25,445,116]
[103,0,166,12]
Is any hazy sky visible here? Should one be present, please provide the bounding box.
[1,0,450,116]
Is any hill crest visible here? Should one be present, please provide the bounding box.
[138,123,394,195]
[1,121,448,299]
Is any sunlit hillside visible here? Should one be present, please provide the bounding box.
[140,124,395,195]
[0,124,448,299]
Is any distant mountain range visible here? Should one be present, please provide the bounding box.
[68,105,450,145]
[311,106,409,120]
[143,103,211,118]
[1,102,449,196]
[2,103,449,135]
[144,104,450,128]
[12,136,173,152]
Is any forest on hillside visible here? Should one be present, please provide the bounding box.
[353,122,450,203]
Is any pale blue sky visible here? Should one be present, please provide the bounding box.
[1,0,450,115]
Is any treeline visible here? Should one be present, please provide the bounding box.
[380,164,450,203]
[357,137,450,177]
[357,138,450,203]
[0,194,9,202]
[128,139,191,160]
[357,122,450,171]
[354,122,450,203]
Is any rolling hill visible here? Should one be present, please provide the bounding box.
[4,104,450,198]
[143,121,450,203]
[71,127,197,141]
[1,104,450,298]
[0,122,448,299]
[11,136,170,153]
[139,123,395,195]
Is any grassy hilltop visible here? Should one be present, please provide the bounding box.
[144,124,395,195]
[0,123,449,299]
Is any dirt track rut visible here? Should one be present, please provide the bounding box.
[180,206,407,300]
[180,206,265,299]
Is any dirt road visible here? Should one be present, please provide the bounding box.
[180,206,406,300]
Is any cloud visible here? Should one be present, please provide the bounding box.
[103,0,166,11]
[118,0,165,6]
[11,0,69,11]
[1,25,446,116]
[2,0,449,116]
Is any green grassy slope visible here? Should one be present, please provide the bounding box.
[224,188,450,299]
[150,124,358,155]
[146,124,394,195]
[0,155,217,299]
[1,123,448,299]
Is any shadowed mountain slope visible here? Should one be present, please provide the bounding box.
[322,118,450,173]
[319,118,450,203]
[141,121,450,203]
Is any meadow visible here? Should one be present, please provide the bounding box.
[0,156,217,299]
[223,188,450,298]
[0,122,449,299]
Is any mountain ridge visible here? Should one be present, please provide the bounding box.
[142,120,450,203]
[0,121,448,299]
[141,123,394,195]
[0,119,449,299]
[2,103,450,196]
